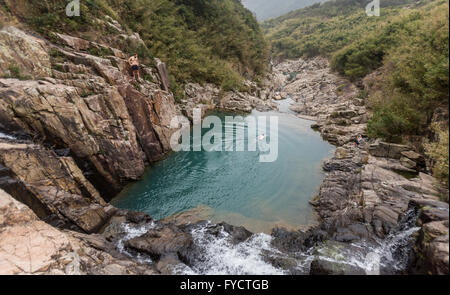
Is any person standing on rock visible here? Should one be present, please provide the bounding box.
[128,54,141,82]
[355,135,364,146]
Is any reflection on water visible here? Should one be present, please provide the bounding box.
[112,110,334,233]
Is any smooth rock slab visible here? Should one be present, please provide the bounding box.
[310,258,366,275]
[369,141,411,159]
[125,225,193,261]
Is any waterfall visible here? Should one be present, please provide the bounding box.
[314,208,420,275]
[114,208,421,275]
[0,132,15,140]
[178,223,287,275]
[361,207,420,274]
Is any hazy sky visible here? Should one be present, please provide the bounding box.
[242,0,325,20]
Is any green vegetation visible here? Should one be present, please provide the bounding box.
[265,0,449,185]
[2,64,31,80]
[4,0,268,98]
[87,46,115,58]
[366,2,449,142]
[425,124,449,186]
[263,0,416,60]
[111,0,268,95]
[331,1,448,80]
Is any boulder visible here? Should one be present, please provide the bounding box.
[0,26,51,78]
[400,156,417,170]
[333,223,371,242]
[202,222,253,245]
[322,158,361,172]
[310,241,367,275]
[414,220,449,275]
[367,156,417,174]
[310,258,366,275]
[219,222,253,244]
[0,189,156,275]
[219,91,276,113]
[369,141,411,159]
[126,211,153,224]
[156,254,183,275]
[54,33,90,52]
[372,205,399,235]
[410,198,449,224]
[155,58,170,91]
[420,207,449,223]
[271,228,327,253]
[0,142,110,233]
[125,225,193,261]
[401,151,424,162]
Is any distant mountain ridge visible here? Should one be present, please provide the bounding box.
[242,0,324,20]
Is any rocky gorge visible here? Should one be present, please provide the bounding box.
[0,18,448,275]
[0,19,277,274]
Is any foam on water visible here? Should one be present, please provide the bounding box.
[116,222,156,264]
[357,208,421,274]
[115,211,420,274]
[111,102,421,274]
[311,208,421,274]
[0,132,15,140]
[314,226,419,274]
[181,223,286,275]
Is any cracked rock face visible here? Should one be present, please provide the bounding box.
[0,189,156,275]
[0,26,181,196]
[0,26,52,78]
[0,25,187,275]
[0,23,448,275]
[0,141,111,233]
[271,57,448,274]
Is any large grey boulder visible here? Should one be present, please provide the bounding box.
[369,141,411,159]
[310,258,366,275]
[125,225,193,261]
[155,58,170,91]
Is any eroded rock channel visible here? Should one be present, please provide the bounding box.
[0,26,448,275]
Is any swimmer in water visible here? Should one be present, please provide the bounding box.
[257,134,266,141]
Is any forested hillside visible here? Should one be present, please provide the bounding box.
[265,0,449,185]
[1,0,269,97]
[264,0,418,60]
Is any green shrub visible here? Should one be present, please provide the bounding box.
[367,105,413,143]
[425,124,449,186]
[264,1,413,60]
[366,2,449,140]
[4,64,30,80]
[9,65,21,77]
[6,0,268,97]
[88,46,114,57]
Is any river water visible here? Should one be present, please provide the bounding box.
[112,108,335,233]
[111,104,420,275]
[0,132,15,140]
